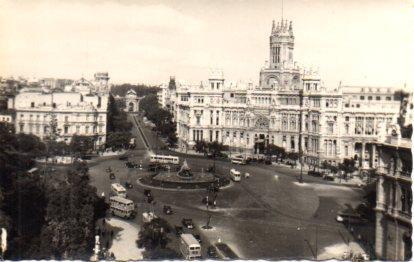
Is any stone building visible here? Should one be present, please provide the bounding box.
[167,18,405,168]
[124,89,139,112]
[7,74,110,149]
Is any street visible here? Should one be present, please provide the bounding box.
[88,113,367,260]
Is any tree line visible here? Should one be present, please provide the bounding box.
[110,84,159,97]
[0,123,107,260]
[139,94,178,146]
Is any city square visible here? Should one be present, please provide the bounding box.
[0,0,412,261]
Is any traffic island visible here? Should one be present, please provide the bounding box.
[139,160,230,190]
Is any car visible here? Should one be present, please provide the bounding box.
[174,226,183,237]
[144,189,152,197]
[181,218,194,229]
[244,172,250,178]
[80,155,92,160]
[323,174,335,181]
[118,155,128,161]
[207,245,219,258]
[124,182,133,189]
[264,159,272,165]
[109,173,115,180]
[336,211,369,225]
[307,170,323,177]
[163,205,173,215]
[194,234,202,243]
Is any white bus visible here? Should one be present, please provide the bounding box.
[109,196,135,219]
[149,154,180,165]
[231,155,247,165]
[179,234,201,260]
[111,183,127,198]
[230,169,241,182]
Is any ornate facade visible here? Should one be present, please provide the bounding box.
[165,19,407,168]
[7,73,110,149]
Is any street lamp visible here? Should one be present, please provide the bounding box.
[298,89,304,183]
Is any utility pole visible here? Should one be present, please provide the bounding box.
[298,89,304,183]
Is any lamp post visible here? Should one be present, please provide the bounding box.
[298,89,304,183]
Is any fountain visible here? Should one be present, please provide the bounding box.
[177,160,194,180]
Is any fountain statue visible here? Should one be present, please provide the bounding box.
[177,159,193,179]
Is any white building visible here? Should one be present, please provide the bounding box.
[167,18,406,169]
[8,74,110,149]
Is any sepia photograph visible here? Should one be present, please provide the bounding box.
[0,0,413,260]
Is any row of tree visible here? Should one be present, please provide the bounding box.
[139,94,177,146]
[110,84,159,97]
[0,123,107,259]
[106,95,133,151]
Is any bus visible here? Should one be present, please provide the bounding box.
[149,154,180,165]
[230,169,241,182]
[230,155,247,165]
[109,196,135,219]
[179,234,201,259]
[111,183,127,198]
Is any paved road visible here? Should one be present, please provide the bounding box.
[88,114,367,260]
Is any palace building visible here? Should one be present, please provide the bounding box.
[160,19,409,170]
[7,73,110,149]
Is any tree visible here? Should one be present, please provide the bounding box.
[339,158,357,180]
[106,132,132,150]
[267,144,286,162]
[70,136,95,156]
[137,217,172,250]
[207,141,228,158]
[287,152,300,166]
[195,141,207,154]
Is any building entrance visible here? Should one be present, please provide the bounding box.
[254,134,267,154]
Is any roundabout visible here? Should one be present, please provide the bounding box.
[139,160,230,190]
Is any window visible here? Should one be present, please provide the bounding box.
[210,110,213,125]
[345,116,349,121]
[327,123,334,134]
[240,132,244,139]
[64,126,68,134]
[226,131,229,138]
[211,82,214,89]
[356,104,360,108]
[31,102,35,108]
[376,96,381,100]
[65,116,69,122]
[52,103,56,108]
[233,131,237,138]
[216,131,219,141]
[368,96,372,100]
[209,130,213,142]
[290,136,295,150]
[19,124,24,132]
[345,103,349,108]
[85,126,89,134]
[360,96,365,100]
[76,126,80,134]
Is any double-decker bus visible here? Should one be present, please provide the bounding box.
[109,196,135,219]
[149,154,180,165]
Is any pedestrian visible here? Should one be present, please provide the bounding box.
[102,218,106,225]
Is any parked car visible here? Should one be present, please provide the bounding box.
[80,155,92,160]
[124,182,133,189]
[109,173,115,180]
[207,245,219,258]
[181,218,194,229]
[323,173,335,181]
[336,211,369,225]
[118,155,128,161]
[174,226,183,237]
[307,170,323,177]
[163,205,173,215]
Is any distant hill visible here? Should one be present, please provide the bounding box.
[111,84,160,97]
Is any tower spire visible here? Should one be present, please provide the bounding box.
[281,0,284,21]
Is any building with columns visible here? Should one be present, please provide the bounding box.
[7,73,110,149]
[164,18,407,169]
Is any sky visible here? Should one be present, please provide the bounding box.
[0,0,413,88]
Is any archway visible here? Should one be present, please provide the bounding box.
[128,102,135,112]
